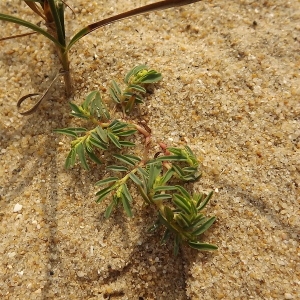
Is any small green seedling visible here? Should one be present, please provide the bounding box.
[0,0,203,114]
[55,65,217,255]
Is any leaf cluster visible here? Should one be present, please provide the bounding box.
[54,91,137,170]
[95,145,217,255]
[110,65,162,114]
[54,65,217,254]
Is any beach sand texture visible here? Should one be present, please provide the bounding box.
[0,0,299,299]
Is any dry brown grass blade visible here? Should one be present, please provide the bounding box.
[24,1,47,20]
[17,71,64,115]
[87,0,203,34]
[0,31,37,42]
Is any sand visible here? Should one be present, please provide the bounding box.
[0,0,299,299]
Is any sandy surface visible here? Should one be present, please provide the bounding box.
[0,0,299,299]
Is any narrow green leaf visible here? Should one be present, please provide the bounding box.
[192,217,216,236]
[109,86,121,103]
[173,194,191,215]
[153,185,177,192]
[65,148,76,169]
[76,143,89,170]
[113,154,141,166]
[160,168,174,185]
[129,173,143,186]
[188,242,218,251]
[174,235,180,256]
[128,84,146,93]
[164,206,174,222]
[119,141,135,147]
[0,13,63,47]
[111,80,122,95]
[148,162,162,190]
[177,214,191,227]
[137,167,148,177]
[121,185,133,217]
[161,229,171,244]
[69,102,82,114]
[54,128,77,138]
[197,191,214,211]
[104,196,118,218]
[95,187,113,203]
[190,215,206,229]
[136,185,151,204]
[153,194,172,200]
[86,150,102,165]
[89,135,108,150]
[107,165,128,172]
[175,185,191,199]
[107,132,121,148]
[115,129,137,137]
[48,0,66,46]
[95,177,119,186]
[156,155,187,162]
[83,90,97,110]
[96,126,108,143]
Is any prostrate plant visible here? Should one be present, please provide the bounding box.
[55,65,217,255]
[0,0,203,114]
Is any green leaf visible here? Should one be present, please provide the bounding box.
[107,132,121,148]
[54,128,77,138]
[111,80,122,95]
[0,13,64,47]
[113,154,141,166]
[95,177,119,186]
[47,0,66,46]
[173,235,180,256]
[54,127,87,137]
[153,185,177,192]
[86,150,102,165]
[192,217,216,236]
[76,143,89,170]
[148,162,162,190]
[109,86,121,103]
[138,70,162,83]
[104,196,118,218]
[175,185,191,199]
[176,214,191,227]
[65,148,76,169]
[161,229,171,244]
[188,242,218,251]
[156,155,187,162]
[197,191,214,211]
[121,184,133,217]
[153,194,172,200]
[107,165,128,172]
[119,141,135,147]
[124,65,148,84]
[129,173,143,186]
[95,185,114,203]
[115,129,137,137]
[173,194,191,215]
[89,135,108,150]
[160,168,174,185]
[95,126,108,143]
[128,84,146,93]
[164,206,174,222]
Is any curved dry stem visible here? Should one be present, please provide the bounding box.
[17,70,64,115]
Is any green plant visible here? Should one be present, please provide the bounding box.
[1,0,202,114]
[55,65,217,255]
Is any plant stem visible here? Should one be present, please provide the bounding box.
[60,51,72,96]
